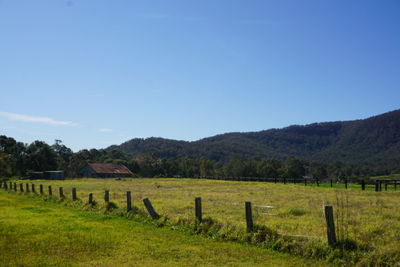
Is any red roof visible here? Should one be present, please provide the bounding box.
[88,163,133,175]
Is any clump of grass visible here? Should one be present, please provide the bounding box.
[287,208,306,216]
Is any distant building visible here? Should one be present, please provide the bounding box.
[30,171,65,180]
[79,163,133,178]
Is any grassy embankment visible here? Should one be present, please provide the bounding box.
[0,190,322,266]
[7,178,400,265]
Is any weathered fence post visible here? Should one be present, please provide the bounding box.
[20,183,23,192]
[375,181,379,192]
[283,178,286,184]
[72,188,77,201]
[384,182,388,191]
[40,184,43,194]
[26,183,30,192]
[31,184,35,193]
[274,177,277,183]
[395,182,397,191]
[104,190,109,203]
[59,187,64,198]
[88,193,93,204]
[316,179,319,187]
[324,205,336,247]
[9,182,12,190]
[14,182,17,192]
[304,178,307,186]
[48,186,52,196]
[361,180,365,191]
[126,191,132,212]
[245,201,254,233]
[379,181,383,191]
[330,179,333,188]
[195,197,202,223]
[143,198,159,219]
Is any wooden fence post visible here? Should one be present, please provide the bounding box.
[72,188,77,201]
[9,182,12,190]
[345,179,348,189]
[40,184,43,194]
[26,183,30,192]
[104,190,109,203]
[385,182,388,191]
[375,181,379,192]
[283,178,286,184]
[89,193,93,204]
[361,180,365,191]
[274,177,277,183]
[126,191,132,212]
[31,184,35,193]
[304,178,307,186]
[316,179,319,187]
[195,197,202,223]
[59,187,64,198]
[330,179,333,188]
[48,186,52,196]
[324,205,336,247]
[395,182,397,191]
[20,183,23,192]
[143,198,159,219]
[245,201,253,232]
[379,181,383,191]
[14,182,17,192]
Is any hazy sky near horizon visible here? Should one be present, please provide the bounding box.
[1,0,399,151]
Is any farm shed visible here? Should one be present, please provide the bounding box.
[79,163,133,178]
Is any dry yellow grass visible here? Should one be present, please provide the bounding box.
[16,178,400,250]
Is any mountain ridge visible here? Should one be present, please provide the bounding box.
[107,109,400,166]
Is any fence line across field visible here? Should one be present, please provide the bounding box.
[3,181,378,247]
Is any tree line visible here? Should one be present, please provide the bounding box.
[0,135,393,180]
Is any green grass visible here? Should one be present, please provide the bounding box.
[6,178,400,265]
[0,191,322,266]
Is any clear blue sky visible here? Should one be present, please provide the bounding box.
[1,0,399,151]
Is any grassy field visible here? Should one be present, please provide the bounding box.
[0,190,323,266]
[6,178,400,265]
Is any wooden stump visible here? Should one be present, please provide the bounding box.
[245,201,253,233]
[72,188,77,201]
[104,190,109,203]
[143,198,159,219]
[195,197,202,223]
[126,191,132,212]
[324,205,336,247]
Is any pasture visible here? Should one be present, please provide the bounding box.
[6,178,400,265]
[0,191,322,266]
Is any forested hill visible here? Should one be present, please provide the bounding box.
[108,109,400,165]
